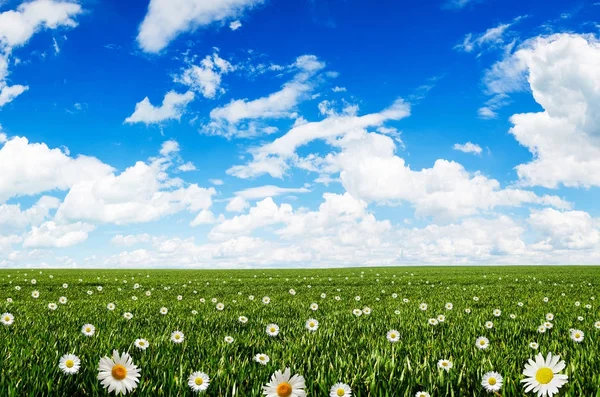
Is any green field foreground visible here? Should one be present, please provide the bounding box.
[1,266,599,396]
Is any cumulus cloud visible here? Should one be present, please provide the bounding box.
[125,90,195,125]
[453,142,482,154]
[23,221,95,248]
[174,52,233,99]
[111,233,152,246]
[204,55,326,138]
[136,0,264,53]
[229,20,242,30]
[486,33,600,188]
[528,208,600,250]
[234,185,310,200]
[0,0,83,107]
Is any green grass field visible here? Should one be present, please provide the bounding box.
[1,266,599,396]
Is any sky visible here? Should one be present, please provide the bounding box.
[1,0,600,268]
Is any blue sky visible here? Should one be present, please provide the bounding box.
[1,0,600,268]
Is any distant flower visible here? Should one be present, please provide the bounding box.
[59,296,67,304]
[107,303,115,311]
[160,307,168,315]
[224,336,234,344]
[123,312,133,320]
[386,329,400,343]
[254,353,270,365]
[481,371,503,393]
[48,303,57,310]
[216,303,225,311]
[570,329,584,343]
[239,316,248,324]
[485,321,494,329]
[171,331,185,343]
[1,313,14,326]
[310,303,318,311]
[415,392,430,397]
[82,324,95,337]
[419,303,428,311]
[445,303,453,310]
[352,309,362,317]
[330,382,351,397]
[476,336,489,350]
[305,319,319,332]
[262,296,271,304]
[266,324,280,337]
[134,339,149,350]
[493,309,501,317]
[31,291,39,298]
[529,342,539,350]
[437,359,453,372]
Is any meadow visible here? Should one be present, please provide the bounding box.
[1,266,599,397]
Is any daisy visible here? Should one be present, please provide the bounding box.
[305,319,319,332]
[188,371,210,393]
[544,322,553,329]
[262,296,271,304]
[107,303,116,311]
[577,316,584,322]
[473,296,479,302]
[437,314,446,322]
[239,316,248,324]
[355,296,361,301]
[48,303,57,310]
[1,312,14,326]
[289,289,296,295]
[32,291,39,298]
[529,342,539,350]
[570,329,584,343]
[352,309,362,317]
[493,309,501,317]
[538,325,547,333]
[481,371,503,393]
[224,336,234,344]
[59,354,80,375]
[428,318,439,326]
[266,324,280,337]
[419,303,428,311]
[362,307,372,315]
[82,324,96,337]
[216,303,224,311]
[476,336,489,350]
[59,296,67,304]
[438,359,453,372]
[97,350,140,395]
[262,367,306,397]
[485,321,494,329]
[123,312,133,320]
[510,314,516,319]
[320,293,326,299]
[415,392,430,397]
[63,283,68,288]
[594,321,600,329]
[546,313,554,321]
[134,338,149,350]
[160,307,168,315]
[249,295,255,301]
[386,329,400,343]
[521,352,568,397]
[445,302,453,310]
[177,295,183,301]
[171,331,185,343]
[310,303,318,311]
[330,382,351,397]
[465,308,471,314]
[254,353,270,365]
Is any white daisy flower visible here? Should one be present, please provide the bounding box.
[59,296,67,304]
[31,290,39,298]
[493,309,501,317]
[352,309,362,317]
[97,350,141,395]
[521,352,568,397]
[570,329,584,343]
[577,316,584,322]
[386,329,400,343]
[1,312,14,326]
[529,342,539,350]
[82,324,95,337]
[310,303,318,311]
[419,303,428,311]
[481,371,503,393]
[362,307,372,315]
[594,321,600,329]
[239,316,248,324]
[171,331,185,343]
[262,367,306,397]
[510,314,516,319]
[476,336,489,350]
[428,318,438,326]
[445,302,453,310]
[254,353,270,365]
[465,308,471,314]
[320,293,326,299]
[262,296,271,304]
[266,324,280,337]
[544,322,553,329]
[123,312,133,320]
[63,283,68,289]
[546,313,554,321]
[415,392,430,397]
[224,336,234,344]
[518,302,524,307]
[160,307,168,315]
[289,289,296,295]
[437,314,446,322]
[305,319,319,332]
[188,371,210,393]
[59,354,80,375]
[48,303,57,310]
[330,382,351,397]
[437,359,453,372]
[485,321,494,329]
[134,338,149,350]
[107,303,115,311]
[249,295,255,301]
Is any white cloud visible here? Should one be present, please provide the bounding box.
[125,90,195,125]
[332,86,346,92]
[234,185,310,200]
[205,55,326,138]
[209,179,224,186]
[136,0,263,53]
[528,208,600,250]
[229,20,242,30]
[111,233,152,246]
[0,130,6,143]
[486,33,600,188]
[0,136,113,203]
[178,162,196,171]
[0,195,60,232]
[0,234,22,254]
[227,98,411,178]
[455,17,523,54]
[23,221,95,248]
[226,196,249,212]
[443,0,476,9]
[190,209,219,226]
[159,140,179,156]
[175,52,233,99]
[0,0,82,107]
[453,142,482,154]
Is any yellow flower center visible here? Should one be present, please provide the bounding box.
[309,322,315,327]
[391,333,396,338]
[270,327,276,333]
[442,362,448,367]
[480,340,485,345]
[535,368,554,384]
[139,341,145,346]
[65,359,74,368]
[111,364,127,380]
[195,377,203,385]
[259,356,265,361]
[4,316,9,322]
[86,327,91,332]
[575,333,581,338]
[337,388,346,396]
[276,382,292,397]
[488,377,496,385]
[175,334,180,340]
